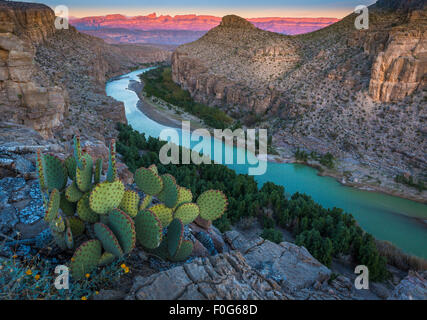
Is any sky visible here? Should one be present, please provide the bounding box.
[22,0,377,18]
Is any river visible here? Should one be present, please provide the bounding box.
[106,68,427,259]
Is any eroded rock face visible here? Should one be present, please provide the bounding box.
[0,4,68,139]
[224,230,331,291]
[388,271,427,300]
[126,251,287,300]
[0,1,56,43]
[368,9,427,102]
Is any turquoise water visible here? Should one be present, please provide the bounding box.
[106,69,427,259]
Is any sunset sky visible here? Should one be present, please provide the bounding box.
[24,0,376,18]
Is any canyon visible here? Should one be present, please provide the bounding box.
[171,1,427,201]
[0,0,426,301]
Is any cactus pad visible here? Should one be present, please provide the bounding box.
[65,181,84,203]
[134,167,163,196]
[147,236,169,260]
[197,190,228,221]
[41,153,67,191]
[70,239,102,280]
[94,158,103,184]
[52,230,67,250]
[175,187,193,208]
[167,218,184,257]
[98,252,115,266]
[65,226,74,249]
[89,179,125,214]
[94,222,124,257]
[170,240,193,262]
[65,155,77,180]
[67,217,85,237]
[106,139,117,182]
[150,204,173,228]
[50,214,65,233]
[134,209,163,249]
[45,189,60,223]
[120,190,139,217]
[77,193,99,223]
[76,153,93,192]
[174,202,200,225]
[36,150,46,191]
[139,194,152,210]
[60,192,76,216]
[148,164,158,174]
[157,174,179,208]
[107,209,136,254]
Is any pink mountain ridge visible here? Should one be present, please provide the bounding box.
[70,13,340,35]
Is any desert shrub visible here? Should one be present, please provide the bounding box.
[261,228,283,244]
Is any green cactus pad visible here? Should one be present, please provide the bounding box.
[67,217,85,237]
[60,192,76,216]
[36,150,46,191]
[134,167,163,196]
[94,158,103,184]
[175,187,193,209]
[65,181,84,203]
[94,222,124,257]
[77,193,99,223]
[50,214,65,233]
[89,179,125,214]
[52,230,67,250]
[98,252,115,266]
[157,174,179,208]
[174,202,200,225]
[148,164,158,174]
[45,189,60,223]
[167,218,184,257]
[73,136,82,164]
[150,204,173,228]
[41,153,67,191]
[65,226,74,249]
[65,155,77,180]
[197,190,228,221]
[107,209,136,254]
[134,209,163,249]
[120,190,140,218]
[146,236,169,260]
[170,240,193,262]
[76,153,93,192]
[106,139,117,182]
[139,195,152,210]
[70,239,102,281]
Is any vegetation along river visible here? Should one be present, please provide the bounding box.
[106,68,427,259]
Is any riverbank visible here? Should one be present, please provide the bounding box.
[129,77,427,205]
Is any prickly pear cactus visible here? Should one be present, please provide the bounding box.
[37,135,229,278]
[197,190,228,221]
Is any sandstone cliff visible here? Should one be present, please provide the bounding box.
[0,0,172,141]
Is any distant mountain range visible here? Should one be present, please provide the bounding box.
[70,13,339,45]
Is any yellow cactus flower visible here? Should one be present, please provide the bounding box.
[85,273,90,279]
[120,263,126,269]
[26,269,32,276]
[81,296,87,301]
[34,274,40,281]
[124,267,130,274]
[95,291,99,295]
